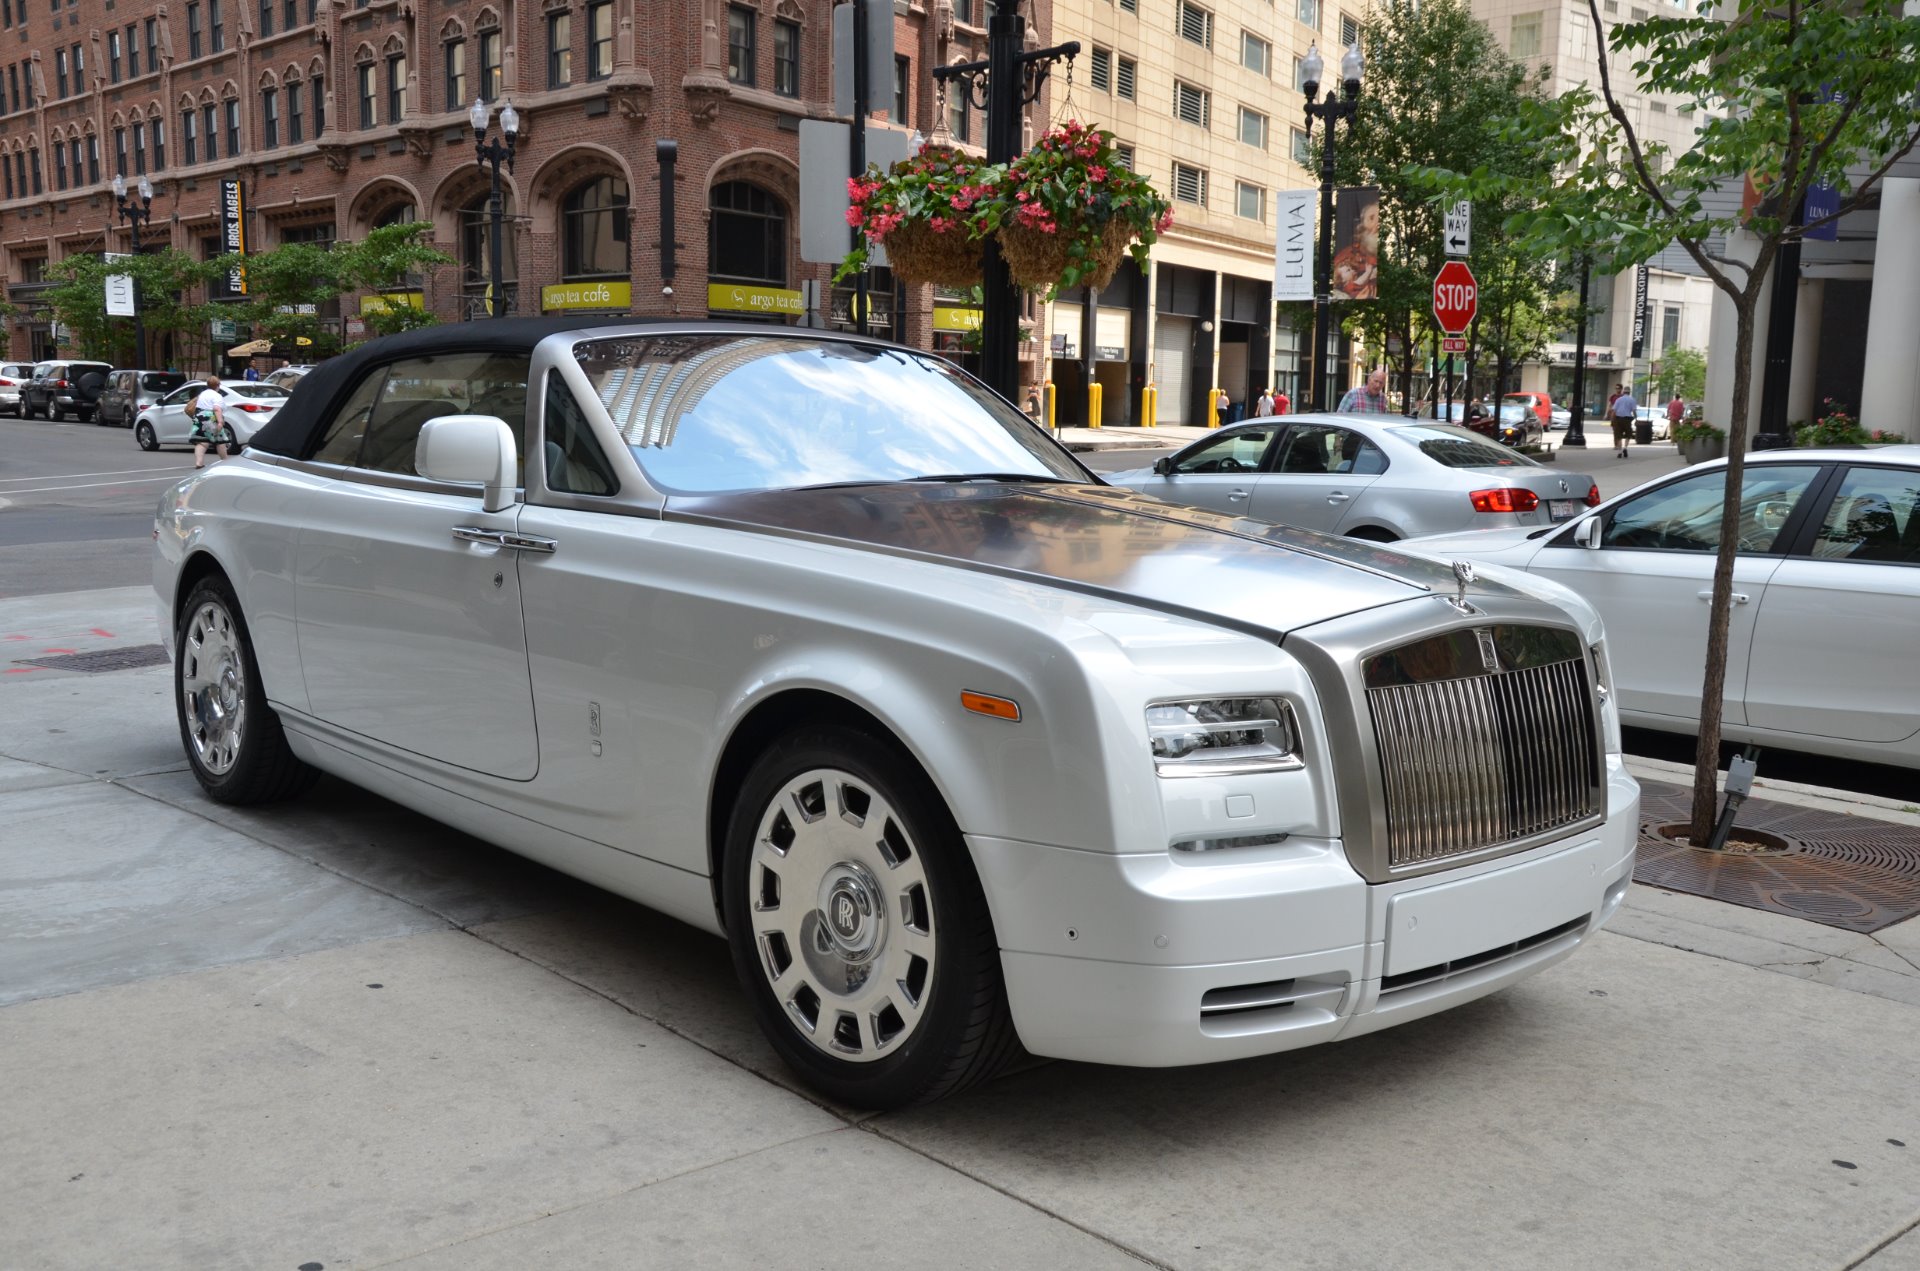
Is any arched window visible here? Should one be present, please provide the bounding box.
[460,190,517,314]
[708,181,786,285]
[373,200,418,229]
[561,176,628,280]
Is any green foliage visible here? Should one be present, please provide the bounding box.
[1794,398,1868,447]
[210,221,452,356]
[1653,346,1707,402]
[45,249,220,364]
[1671,417,1724,445]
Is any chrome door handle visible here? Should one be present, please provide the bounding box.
[1327,492,1351,504]
[1227,490,1248,502]
[454,526,559,555]
[1697,589,1749,604]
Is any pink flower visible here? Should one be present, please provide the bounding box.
[1088,165,1108,182]
[844,206,864,227]
[1015,189,1030,202]
[1155,209,1174,233]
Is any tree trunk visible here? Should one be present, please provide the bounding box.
[1688,290,1761,845]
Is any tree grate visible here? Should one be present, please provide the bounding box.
[1635,780,1920,933]
[14,644,172,674]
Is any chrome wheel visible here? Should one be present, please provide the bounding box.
[180,600,247,775]
[748,767,935,1063]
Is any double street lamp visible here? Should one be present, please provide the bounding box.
[111,173,156,367]
[470,98,520,319]
[1300,42,1364,413]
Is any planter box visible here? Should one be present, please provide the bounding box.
[1678,437,1727,465]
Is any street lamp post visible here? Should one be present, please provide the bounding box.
[470,98,520,319]
[1301,42,1363,413]
[111,173,156,367]
[1564,256,1591,448]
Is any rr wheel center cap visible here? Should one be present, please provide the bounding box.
[816,861,884,963]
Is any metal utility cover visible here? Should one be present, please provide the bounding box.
[832,0,898,119]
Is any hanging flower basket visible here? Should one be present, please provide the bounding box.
[837,146,996,290]
[991,120,1173,295]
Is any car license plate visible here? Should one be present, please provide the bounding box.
[1549,500,1577,521]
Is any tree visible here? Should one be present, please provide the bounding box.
[211,221,452,356]
[1277,0,1565,409]
[1418,0,1920,842]
[44,250,220,364]
[1653,346,1707,404]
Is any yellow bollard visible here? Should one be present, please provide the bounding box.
[1087,382,1103,429]
[1044,381,1057,431]
[1141,384,1158,428]
[1207,387,1222,428]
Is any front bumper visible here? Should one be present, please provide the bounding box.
[975,756,1638,1067]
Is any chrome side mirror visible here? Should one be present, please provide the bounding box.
[416,414,517,512]
[1575,516,1604,550]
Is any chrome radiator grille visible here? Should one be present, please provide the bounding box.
[1363,627,1601,869]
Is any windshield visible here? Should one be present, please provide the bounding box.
[1397,424,1541,468]
[229,384,291,399]
[572,335,1088,495]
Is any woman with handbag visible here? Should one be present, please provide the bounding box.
[191,376,235,469]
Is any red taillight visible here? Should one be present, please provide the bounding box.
[55,379,69,388]
[237,402,268,412]
[1470,487,1540,514]
[1585,483,1601,507]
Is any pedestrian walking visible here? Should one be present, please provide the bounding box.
[1215,390,1231,428]
[1610,385,1639,458]
[1338,368,1392,414]
[191,376,234,470]
[1666,393,1686,434]
[1274,387,1290,416]
[1255,388,1275,418]
[244,365,261,382]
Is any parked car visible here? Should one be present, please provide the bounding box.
[1503,392,1554,431]
[1548,406,1573,431]
[0,360,36,415]
[1495,402,1546,449]
[1108,414,1598,541]
[1407,446,1920,768]
[263,365,315,390]
[97,370,189,428]
[153,320,1637,1108]
[133,381,291,450]
[22,359,112,421]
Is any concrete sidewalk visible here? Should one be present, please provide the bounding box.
[4,587,1919,1271]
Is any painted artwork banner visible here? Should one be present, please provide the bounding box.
[1331,186,1379,301]
[1273,190,1316,303]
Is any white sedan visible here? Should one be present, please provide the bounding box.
[133,381,291,451]
[153,320,1637,1107]
[1409,447,1920,768]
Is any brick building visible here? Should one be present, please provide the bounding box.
[1,0,1051,376]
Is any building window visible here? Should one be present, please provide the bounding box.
[114,125,127,176]
[947,87,968,142]
[587,2,613,79]
[1177,1,1213,48]
[1241,31,1270,75]
[562,175,629,279]
[210,0,225,52]
[1174,81,1210,128]
[287,81,303,142]
[1119,0,1135,12]
[1510,12,1542,59]
[263,87,279,147]
[1292,127,1311,165]
[727,5,755,86]
[1236,182,1264,220]
[312,73,325,132]
[258,0,272,38]
[387,52,407,121]
[446,39,467,108]
[1630,4,1647,17]
[73,43,84,86]
[182,109,197,163]
[9,66,19,113]
[1298,0,1320,28]
[1661,305,1680,351]
[204,103,219,159]
[1293,56,1311,90]
[1116,56,1136,100]
[55,49,68,98]
[28,144,39,194]
[2,156,10,198]
[145,19,159,73]
[225,98,241,153]
[69,137,82,182]
[1339,11,1359,46]
[280,222,336,246]
[132,124,146,174]
[52,141,65,189]
[358,63,376,128]
[108,31,121,83]
[285,0,297,27]
[709,180,786,284]
[893,54,908,119]
[773,20,799,97]
[188,3,203,58]
[1089,46,1112,92]
[478,30,502,100]
[1113,142,1135,170]
[149,118,164,169]
[88,133,100,182]
[1171,162,1206,205]
[547,11,571,88]
[127,23,140,77]
[1238,105,1268,148]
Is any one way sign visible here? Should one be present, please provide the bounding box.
[1444,200,1471,256]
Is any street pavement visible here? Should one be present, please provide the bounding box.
[4,585,1920,1270]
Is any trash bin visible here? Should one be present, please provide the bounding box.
[1635,419,1655,445]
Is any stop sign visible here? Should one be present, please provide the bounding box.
[1432,261,1478,334]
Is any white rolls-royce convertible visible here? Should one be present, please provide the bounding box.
[154,320,1639,1108]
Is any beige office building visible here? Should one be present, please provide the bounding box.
[1042,0,1348,422]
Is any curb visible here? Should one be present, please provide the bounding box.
[1624,754,1920,828]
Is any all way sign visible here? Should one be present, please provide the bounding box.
[1432,260,1478,334]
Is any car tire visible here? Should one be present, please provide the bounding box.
[48,402,63,421]
[135,420,159,451]
[722,724,1019,1110]
[174,575,319,806]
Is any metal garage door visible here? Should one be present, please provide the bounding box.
[1153,316,1193,425]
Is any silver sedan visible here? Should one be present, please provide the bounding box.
[132,381,291,451]
[1107,413,1599,541]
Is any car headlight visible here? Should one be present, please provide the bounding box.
[1146,697,1302,777]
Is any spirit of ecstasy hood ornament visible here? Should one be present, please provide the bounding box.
[1449,559,1477,613]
